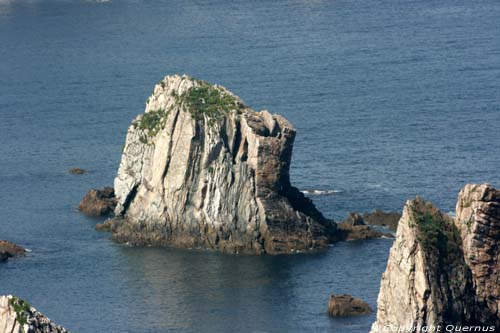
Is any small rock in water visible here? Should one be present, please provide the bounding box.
[69,167,86,175]
[328,294,372,317]
[79,187,116,216]
[0,240,26,262]
[363,209,401,231]
[336,212,393,241]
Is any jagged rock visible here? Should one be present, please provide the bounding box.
[371,185,500,332]
[328,294,372,317]
[363,209,401,231]
[336,212,393,241]
[79,187,116,216]
[0,240,26,262]
[344,212,365,226]
[0,295,68,333]
[104,75,336,254]
[68,168,86,175]
[455,184,500,325]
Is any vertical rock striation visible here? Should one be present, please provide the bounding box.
[371,184,500,332]
[455,184,500,325]
[105,75,336,254]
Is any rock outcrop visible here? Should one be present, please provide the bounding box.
[455,184,500,325]
[0,240,26,262]
[0,295,68,333]
[328,294,372,317]
[79,187,116,216]
[370,184,500,332]
[102,75,336,254]
[336,212,393,241]
[363,210,401,231]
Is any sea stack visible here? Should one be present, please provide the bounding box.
[104,75,336,254]
[370,184,500,332]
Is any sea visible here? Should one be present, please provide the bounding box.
[1,0,499,332]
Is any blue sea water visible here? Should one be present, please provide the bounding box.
[1,0,500,332]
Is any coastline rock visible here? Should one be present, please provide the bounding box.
[79,187,116,217]
[0,240,26,262]
[371,184,500,332]
[336,212,393,241]
[455,184,500,325]
[105,75,336,254]
[363,209,401,231]
[0,295,68,333]
[328,294,372,317]
[69,168,86,175]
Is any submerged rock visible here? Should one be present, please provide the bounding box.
[328,294,372,317]
[336,212,393,241]
[0,240,26,262]
[0,295,68,333]
[363,209,401,231]
[79,187,116,216]
[68,167,86,175]
[370,184,500,332]
[105,75,336,254]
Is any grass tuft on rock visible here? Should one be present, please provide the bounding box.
[409,200,462,257]
[9,296,31,333]
[177,82,239,122]
[132,108,170,144]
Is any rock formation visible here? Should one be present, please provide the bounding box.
[0,295,68,333]
[455,184,500,325]
[0,240,26,262]
[363,209,401,231]
[101,75,336,254]
[336,212,393,241]
[370,184,500,332]
[328,294,372,317]
[79,187,116,216]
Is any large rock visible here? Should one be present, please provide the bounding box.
[455,184,500,325]
[79,187,116,217]
[328,294,372,317]
[104,75,336,254]
[371,184,500,332]
[0,295,68,333]
[0,240,26,262]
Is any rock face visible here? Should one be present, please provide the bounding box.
[336,212,393,241]
[455,184,500,325]
[0,295,68,333]
[371,184,500,332]
[106,75,336,254]
[0,240,26,262]
[363,210,401,231]
[79,187,117,216]
[328,294,372,317]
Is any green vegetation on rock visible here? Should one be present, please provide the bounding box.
[132,108,170,144]
[9,296,30,333]
[410,202,462,256]
[177,81,239,122]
